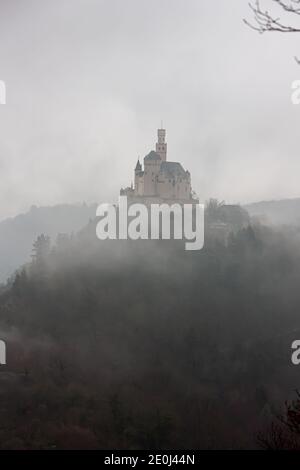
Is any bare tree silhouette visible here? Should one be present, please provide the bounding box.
[258,391,300,450]
[244,0,300,62]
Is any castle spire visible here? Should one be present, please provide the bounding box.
[135,158,142,172]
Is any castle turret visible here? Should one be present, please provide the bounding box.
[156,127,167,161]
[135,159,142,172]
[134,158,144,196]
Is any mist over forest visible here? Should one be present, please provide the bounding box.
[0,205,300,449]
[2,197,300,285]
[0,203,97,283]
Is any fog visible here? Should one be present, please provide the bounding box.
[0,0,299,220]
[2,212,300,449]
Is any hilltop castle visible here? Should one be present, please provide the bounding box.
[120,128,198,204]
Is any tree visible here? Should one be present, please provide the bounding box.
[31,234,51,268]
[12,268,28,297]
[205,198,225,221]
[258,391,300,449]
[244,0,300,62]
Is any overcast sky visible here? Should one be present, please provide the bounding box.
[0,0,299,220]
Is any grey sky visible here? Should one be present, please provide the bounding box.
[0,0,299,220]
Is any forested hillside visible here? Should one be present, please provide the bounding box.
[245,198,300,226]
[0,220,300,449]
[0,203,97,283]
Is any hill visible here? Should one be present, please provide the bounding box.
[0,203,97,283]
[245,198,300,226]
[0,223,300,448]
[1,196,300,284]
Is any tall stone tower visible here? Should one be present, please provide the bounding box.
[156,127,167,161]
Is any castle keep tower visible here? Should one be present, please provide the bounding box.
[156,128,167,161]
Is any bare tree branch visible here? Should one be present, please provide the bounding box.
[244,0,300,33]
[244,0,300,62]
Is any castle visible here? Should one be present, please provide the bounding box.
[120,128,198,205]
